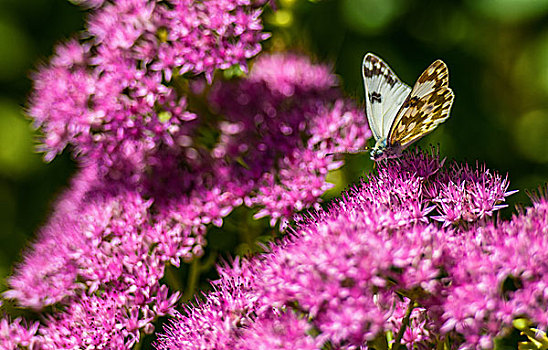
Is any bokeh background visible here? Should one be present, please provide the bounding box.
[1,0,548,292]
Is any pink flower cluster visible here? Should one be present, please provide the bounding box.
[5,166,180,348]
[0,318,39,349]
[29,0,270,179]
[440,191,548,347]
[8,4,369,344]
[155,149,546,350]
[209,53,369,223]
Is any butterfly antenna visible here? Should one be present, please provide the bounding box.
[326,148,370,157]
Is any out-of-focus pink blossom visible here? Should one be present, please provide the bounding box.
[11,49,369,349]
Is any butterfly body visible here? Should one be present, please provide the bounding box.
[362,53,454,161]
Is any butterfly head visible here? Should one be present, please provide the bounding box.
[370,138,403,161]
[370,138,386,161]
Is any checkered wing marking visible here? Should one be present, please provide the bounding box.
[388,59,454,148]
[362,53,411,141]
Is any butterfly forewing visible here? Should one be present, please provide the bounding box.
[362,53,411,141]
[388,59,454,148]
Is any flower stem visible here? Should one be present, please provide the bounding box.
[199,251,218,272]
[134,332,143,350]
[392,299,415,350]
[164,265,184,292]
[183,258,200,301]
[181,252,218,301]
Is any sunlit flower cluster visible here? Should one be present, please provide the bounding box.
[155,150,547,350]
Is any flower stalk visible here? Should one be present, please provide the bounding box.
[392,299,415,350]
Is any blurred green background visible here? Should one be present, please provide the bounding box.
[1,0,548,292]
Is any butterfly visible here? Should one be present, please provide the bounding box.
[362,53,454,161]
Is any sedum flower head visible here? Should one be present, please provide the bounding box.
[154,149,546,350]
[29,0,270,177]
[440,191,548,345]
[209,53,370,224]
[5,165,180,348]
[0,318,40,350]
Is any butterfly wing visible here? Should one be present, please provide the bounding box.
[362,53,411,141]
[388,59,454,148]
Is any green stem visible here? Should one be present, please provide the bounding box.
[134,331,143,350]
[182,258,200,302]
[239,226,253,249]
[164,265,184,292]
[392,299,415,350]
[199,251,218,272]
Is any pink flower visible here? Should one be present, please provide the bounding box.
[28,0,270,180]
[155,149,533,349]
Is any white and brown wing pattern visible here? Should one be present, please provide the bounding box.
[362,53,411,141]
[388,59,454,148]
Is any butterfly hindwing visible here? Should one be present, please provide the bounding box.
[362,53,411,141]
[388,59,454,148]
